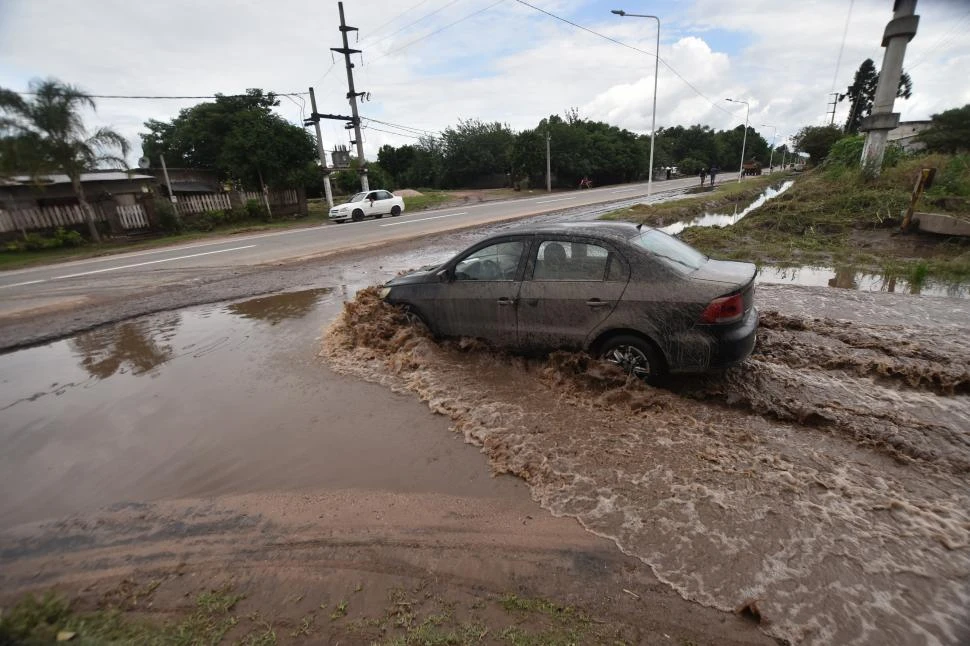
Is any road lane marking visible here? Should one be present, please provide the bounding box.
[612,187,637,193]
[0,279,46,290]
[535,197,578,204]
[53,245,258,280]
[379,213,467,227]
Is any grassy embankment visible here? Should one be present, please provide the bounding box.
[604,154,970,283]
[0,586,625,645]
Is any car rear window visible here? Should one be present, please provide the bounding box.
[630,229,707,273]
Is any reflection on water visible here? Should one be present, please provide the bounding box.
[758,265,970,299]
[661,180,794,235]
[225,287,334,325]
[70,314,181,379]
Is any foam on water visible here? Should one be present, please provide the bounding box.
[322,288,970,645]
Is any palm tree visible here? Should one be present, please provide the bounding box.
[0,79,129,242]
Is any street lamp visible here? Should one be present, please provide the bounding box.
[761,124,777,173]
[725,98,749,182]
[612,9,660,197]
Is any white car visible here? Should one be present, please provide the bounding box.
[329,190,405,223]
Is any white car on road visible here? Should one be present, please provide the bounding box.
[329,190,405,223]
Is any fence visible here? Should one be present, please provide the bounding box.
[241,189,299,206]
[0,202,151,235]
[116,203,150,230]
[174,193,232,215]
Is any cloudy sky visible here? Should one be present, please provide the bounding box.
[1,0,968,166]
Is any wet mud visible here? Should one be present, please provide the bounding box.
[323,288,970,645]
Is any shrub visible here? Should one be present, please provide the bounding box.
[245,199,270,221]
[155,198,183,234]
[826,135,865,167]
[54,227,84,247]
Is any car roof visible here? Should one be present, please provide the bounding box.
[497,221,648,242]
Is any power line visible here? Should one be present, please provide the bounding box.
[364,0,464,50]
[13,91,309,100]
[363,0,437,43]
[371,0,505,62]
[364,117,440,135]
[511,0,733,117]
[362,124,425,139]
[905,8,970,72]
[829,0,854,94]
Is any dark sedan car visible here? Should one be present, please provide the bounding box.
[380,222,758,382]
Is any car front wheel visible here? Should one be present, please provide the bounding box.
[598,334,664,384]
[352,209,364,222]
[391,205,402,216]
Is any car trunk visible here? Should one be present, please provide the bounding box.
[690,259,757,310]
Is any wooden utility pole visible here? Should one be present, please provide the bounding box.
[308,87,334,209]
[545,130,551,193]
[332,2,369,192]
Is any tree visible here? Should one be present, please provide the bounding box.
[839,59,913,134]
[440,119,515,187]
[792,125,844,165]
[140,89,314,189]
[916,104,970,154]
[0,79,129,242]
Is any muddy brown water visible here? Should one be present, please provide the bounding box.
[323,288,970,646]
[0,288,530,530]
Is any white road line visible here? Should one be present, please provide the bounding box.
[0,279,46,290]
[535,197,578,204]
[612,188,637,193]
[53,245,258,280]
[380,212,466,227]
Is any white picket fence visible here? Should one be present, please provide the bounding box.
[174,193,232,215]
[0,202,150,234]
[117,203,150,230]
[242,189,298,206]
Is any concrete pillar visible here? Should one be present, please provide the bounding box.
[860,0,919,176]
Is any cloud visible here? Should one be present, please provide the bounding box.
[1,0,967,165]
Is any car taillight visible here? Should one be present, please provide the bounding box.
[700,293,744,324]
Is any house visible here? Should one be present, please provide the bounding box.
[887,120,932,153]
[0,170,155,210]
[141,168,223,198]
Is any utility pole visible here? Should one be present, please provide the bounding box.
[545,130,551,192]
[332,1,368,192]
[308,87,334,209]
[826,92,840,125]
[159,155,176,204]
[860,0,919,176]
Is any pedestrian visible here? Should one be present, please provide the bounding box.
[699,168,707,186]
[709,166,717,187]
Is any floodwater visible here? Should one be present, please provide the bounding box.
[0,288,528,529]
[324,288,970,646]
[759,264,970,299]
[660,181,794,235]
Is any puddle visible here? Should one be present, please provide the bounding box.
[660,181,794,235]
[758,265,970,299]
[0,287,526,529]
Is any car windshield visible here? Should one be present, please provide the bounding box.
[630,229,707,273]
[348,192,368,203]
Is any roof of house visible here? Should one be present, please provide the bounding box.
[2,172,155,186]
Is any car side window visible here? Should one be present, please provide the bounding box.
[377,190,392,200]
[533,240,611,281]
[454,240,524,281]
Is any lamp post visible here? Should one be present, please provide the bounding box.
[726,98,749,182]
[612,9,660,196]
[761,124,777,173]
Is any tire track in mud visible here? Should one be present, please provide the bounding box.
[322,288,970,646]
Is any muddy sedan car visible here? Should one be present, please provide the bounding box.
[380,222,757,381]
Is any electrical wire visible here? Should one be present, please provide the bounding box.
[363,0,464,50]
[512,0,734,117]
[362,124,424,139]
[371,0,505,62]
[364,117,439,136]
[829,0,854,94]
[13,91,309,99]
[905,8,970,72]
[363,0,437,43]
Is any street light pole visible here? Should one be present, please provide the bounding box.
[761,124,777,173]
[612,9,660,197]
[726,98,749,182]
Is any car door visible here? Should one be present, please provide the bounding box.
[517,237,629,351]
[375,190,393,214]
[433,237,529,347]
[362,191,379,217]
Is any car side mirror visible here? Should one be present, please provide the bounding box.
[436,268,452,283]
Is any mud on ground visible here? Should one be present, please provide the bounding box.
[323,289,970,646]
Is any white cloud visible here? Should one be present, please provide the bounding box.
[1,0,967,165]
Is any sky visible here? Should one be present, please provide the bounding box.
[1,0,968,167]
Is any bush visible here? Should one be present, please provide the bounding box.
[2,228,85,253]
[245,199,270,221]
[155,198,183,234]
[55,227,84,247]
[826,135,865,167]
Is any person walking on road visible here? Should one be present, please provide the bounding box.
[709,166,718,187]
[699,167,707,186]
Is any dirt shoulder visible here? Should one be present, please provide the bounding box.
[0,491,774,646]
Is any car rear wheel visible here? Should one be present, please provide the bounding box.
[352,209,364,222]
[391,205,402,217]
[598,334,664,384]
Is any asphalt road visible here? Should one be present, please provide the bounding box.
[0,175,710,318]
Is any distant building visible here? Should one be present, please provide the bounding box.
[141,168,223,197]
[887,120,932,152]
[0,170,154,210]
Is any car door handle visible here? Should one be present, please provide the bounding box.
[497,297,516,306]
[586,299,610,308]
